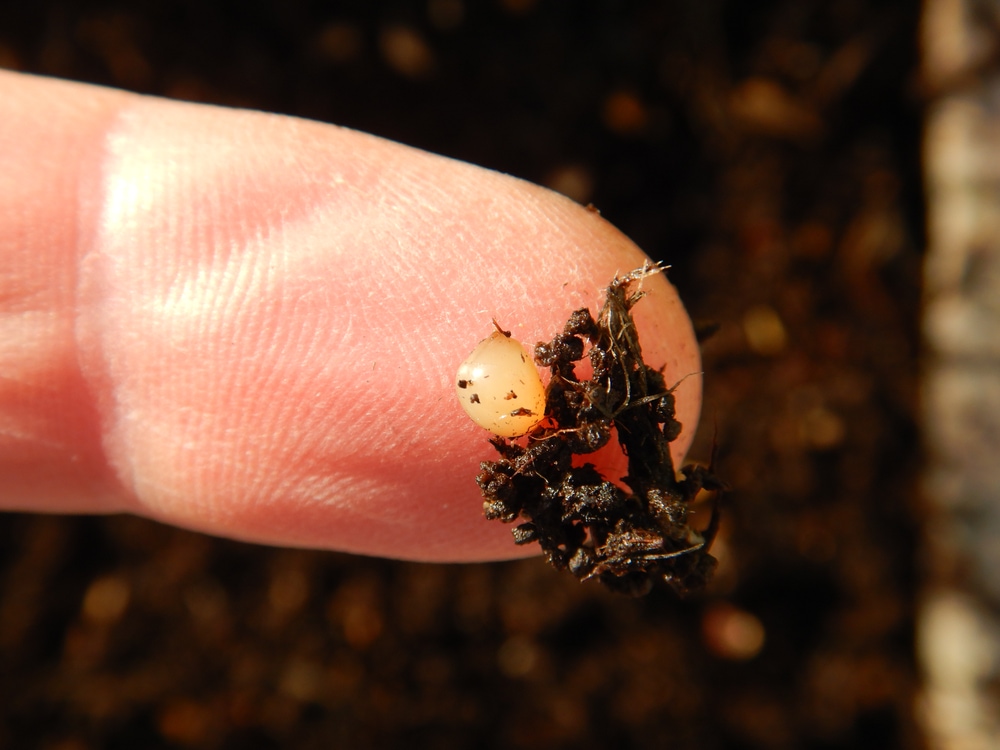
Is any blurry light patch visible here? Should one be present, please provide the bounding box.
[182,579,228,626]
[702,602,766,660]
[81,575,131,625]
[919,592,1000,740]
[379,26,436,78]
[730,77,822,141]
[602,90,649,135]
[800,405,846,450]
[157,699,213,746]
[280,658,326,702]
[328,578,384,650]
[544,164,595,205]
[314,23,363,64]
[743,304,788,355]
[268,565,309,617]
[342,603,383,649]
[497,635,539,678]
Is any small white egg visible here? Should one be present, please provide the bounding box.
[455,324,546,438]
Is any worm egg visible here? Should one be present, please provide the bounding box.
[455,324,546,438]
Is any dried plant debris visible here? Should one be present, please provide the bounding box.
[476,265,723,596]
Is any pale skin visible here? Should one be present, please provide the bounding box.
[0,70,702,563]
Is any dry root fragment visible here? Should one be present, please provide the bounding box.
[476,264,724,596]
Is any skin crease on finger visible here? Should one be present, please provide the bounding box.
[0,71,702,562]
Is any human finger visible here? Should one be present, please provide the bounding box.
[0,71,701,561]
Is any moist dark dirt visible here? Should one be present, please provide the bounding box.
[479,266,722,597]
[0,2,924,748]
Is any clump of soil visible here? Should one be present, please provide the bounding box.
[477,265,722,596]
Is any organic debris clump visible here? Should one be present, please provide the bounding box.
[477,265,722,596]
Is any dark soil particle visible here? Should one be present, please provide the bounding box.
[478,266,722,596]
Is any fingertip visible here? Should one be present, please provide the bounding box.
[408,187,703,562]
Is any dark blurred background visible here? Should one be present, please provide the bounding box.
[0,1,924,748]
